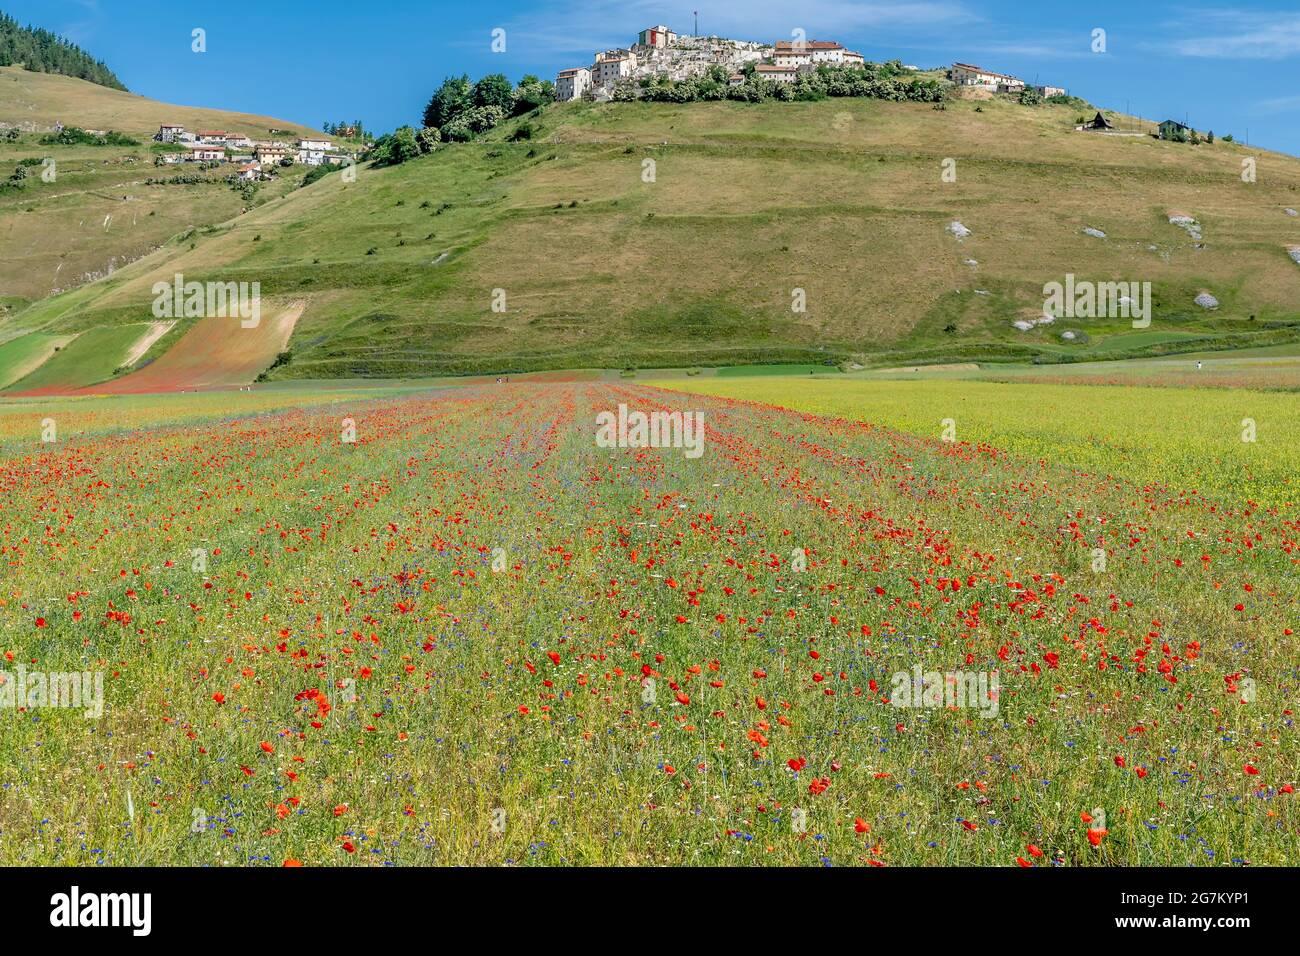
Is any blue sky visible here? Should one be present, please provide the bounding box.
[7,0,1300,154]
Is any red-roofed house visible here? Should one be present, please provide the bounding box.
[775,40,846,64]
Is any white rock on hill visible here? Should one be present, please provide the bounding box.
[1195,292,1220,310]
[948,221,971,240]
[1169,214,1203,241]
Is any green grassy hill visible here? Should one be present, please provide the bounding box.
[7,93,1300,384]
[0,67,328,313]
[0,65,320,138]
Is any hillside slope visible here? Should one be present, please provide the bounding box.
[0,65,319,137]
[0,67,326,310]
[8,95,1300,383]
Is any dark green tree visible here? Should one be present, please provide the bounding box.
[512,77,555,115]
[422,75,473,130]
[472,73,516,113]
[370,126,423,166]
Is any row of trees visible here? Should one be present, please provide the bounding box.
[369,74,556,167]
[610,61,945,105]
[0,12,125,90]
[320,120,373,142]
[368,62,945,168]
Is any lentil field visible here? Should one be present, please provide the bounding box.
[0,379,1295,867]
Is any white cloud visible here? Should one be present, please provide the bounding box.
[1253,93,1300,114]
[976,37,1095,59]
[49,0,104,48]
[1163,11,1300,59]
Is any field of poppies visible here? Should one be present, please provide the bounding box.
[0,379,1294,867]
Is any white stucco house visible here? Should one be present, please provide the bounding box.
[754,63,798,83]
[555,67,592,101]
[592,50,637,91]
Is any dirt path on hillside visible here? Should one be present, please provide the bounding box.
[120,320,176,368]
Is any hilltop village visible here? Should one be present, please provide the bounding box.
[555,24,1063,101]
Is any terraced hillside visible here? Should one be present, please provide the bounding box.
[7,92,1300,385]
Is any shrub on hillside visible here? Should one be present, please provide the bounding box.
[416,126,442,152]
[255,350,292,382]
[726,83,767,103]
[440,105,505,142]
[40,126,138,147]
[512,76,556,116]
[369,126,423,166]
[300,163,338,187]
[1046,93,1091,110]
[793,76,827,102]
[0,173,24,192]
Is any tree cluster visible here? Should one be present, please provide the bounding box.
[0,12,125,89]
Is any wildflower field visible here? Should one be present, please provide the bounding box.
[0,378,1295,867]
